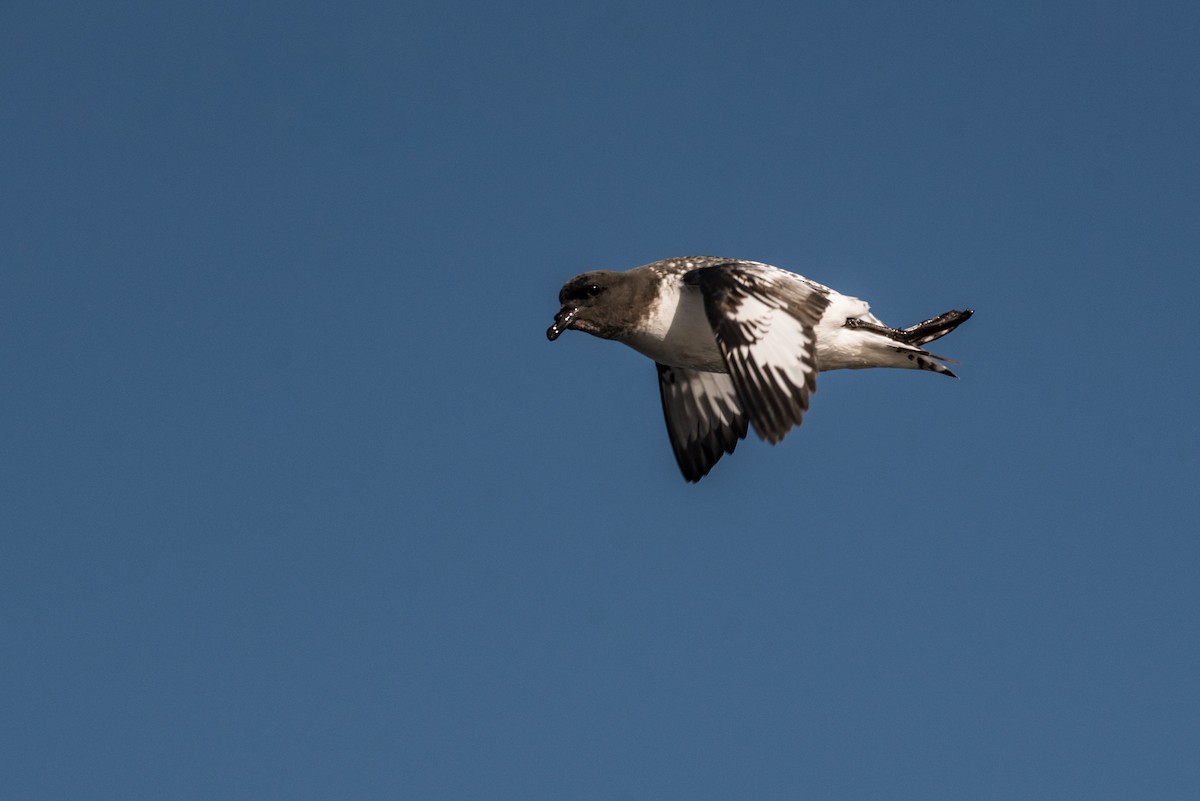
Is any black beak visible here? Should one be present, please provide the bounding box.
[547,306,577,341]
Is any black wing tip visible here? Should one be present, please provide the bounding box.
[657,362,749,483]
[673,430,742,482]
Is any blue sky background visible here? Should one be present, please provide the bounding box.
[3,1,1198,798]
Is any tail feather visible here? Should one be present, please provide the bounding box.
[888,343,959,377]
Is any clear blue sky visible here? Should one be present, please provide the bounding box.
[3,1,1198,798]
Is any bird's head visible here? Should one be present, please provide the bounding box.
[546,270,638,341]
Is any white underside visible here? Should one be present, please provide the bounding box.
[620,275,912,373]
[622,280,725,370]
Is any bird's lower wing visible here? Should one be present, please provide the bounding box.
[656,363,748,482]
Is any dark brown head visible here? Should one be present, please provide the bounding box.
[546,270,644,342]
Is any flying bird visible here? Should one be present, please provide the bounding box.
[547,256,973,482]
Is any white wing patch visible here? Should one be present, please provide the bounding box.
[684,262,830,444]
[656,364,748,482]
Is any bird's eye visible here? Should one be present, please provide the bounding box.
[586,284,602,297]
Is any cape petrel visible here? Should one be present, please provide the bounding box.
[548,256,972,481]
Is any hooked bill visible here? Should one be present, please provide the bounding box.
[546,307,578,341]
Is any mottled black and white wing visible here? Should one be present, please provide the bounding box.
[684,262,830,444]
[656,363,748,482]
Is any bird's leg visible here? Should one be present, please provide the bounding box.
[845,310,973,346]
[898,310,974,346]
[844,317,905,340]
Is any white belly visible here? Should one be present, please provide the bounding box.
[618,281,890,373]
[620,281,727,371]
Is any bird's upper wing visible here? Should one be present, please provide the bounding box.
[684,262,830,444]
[656,363,748,482]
